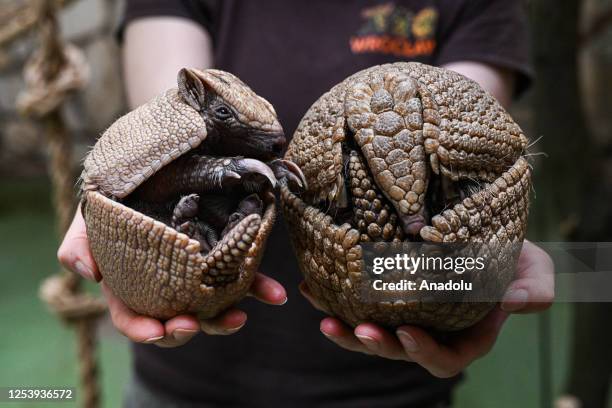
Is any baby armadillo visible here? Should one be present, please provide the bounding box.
[81,68,304,320]
[281,62,531,331]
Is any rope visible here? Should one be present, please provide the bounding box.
[76,319,102,408]
[16,1,106,407]
[0,0,78,50]
[16,3,89,118]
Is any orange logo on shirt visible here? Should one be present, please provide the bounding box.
[350,3,438,58]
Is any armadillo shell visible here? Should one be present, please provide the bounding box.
[281,62,531,331]
[82,89,208,200]
[83,190,276,320]
[281,158,530,331]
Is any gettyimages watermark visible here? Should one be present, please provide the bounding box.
[357,242,612,303]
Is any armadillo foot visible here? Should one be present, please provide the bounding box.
[196,220,219,252]
[172,193,200,226]
[129,154,276,202]
[171,193,222,252]
[171,193,264,253]
[175,219,218,253]
[121,152,277,255]
[221,193,263,236]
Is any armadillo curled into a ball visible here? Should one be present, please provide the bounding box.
[80,68,305,320]
[281,62,531,331]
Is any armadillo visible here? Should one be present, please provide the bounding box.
[281,62,531,331]
[80,68,304,320]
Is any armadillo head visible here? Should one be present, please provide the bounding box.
[178,68,286,161]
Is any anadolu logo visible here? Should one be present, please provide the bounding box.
[350,3,438,58]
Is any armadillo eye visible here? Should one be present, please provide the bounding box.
[214,105,232,120]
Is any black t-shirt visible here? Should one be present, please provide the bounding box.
[122,1,532,406]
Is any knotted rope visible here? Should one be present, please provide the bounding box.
[15,1,106,407]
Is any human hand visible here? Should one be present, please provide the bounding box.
[58,207,287,347]
[300,240,554,377]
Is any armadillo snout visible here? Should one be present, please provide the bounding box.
[245,128,287,161]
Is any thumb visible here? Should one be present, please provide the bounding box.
[501,241,554,313]
[57,205,101,281]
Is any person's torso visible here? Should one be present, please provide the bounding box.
[135,1,466,406]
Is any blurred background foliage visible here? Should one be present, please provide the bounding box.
[0,0,611,407]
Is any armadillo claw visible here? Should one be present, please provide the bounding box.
[268,159,307,191]
[234,158,277,189]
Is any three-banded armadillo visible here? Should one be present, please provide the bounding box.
[281,62,531,331]
[81,68,304,320]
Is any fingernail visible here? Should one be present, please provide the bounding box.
[74,260,94,280]
[278,296,288,306]
[143,335,164,344]
[173,329,198,342]
[501,288,528,312]
[356,334,380,351]
[224,322,245,334]
[321,330,336,340]
[397,330,419,352]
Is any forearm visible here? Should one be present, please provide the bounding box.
[122,16,214,109]
[441,61,515,108]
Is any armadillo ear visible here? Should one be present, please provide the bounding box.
[178,68,207,110]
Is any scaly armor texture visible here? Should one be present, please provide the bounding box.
[282,63,531,330]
